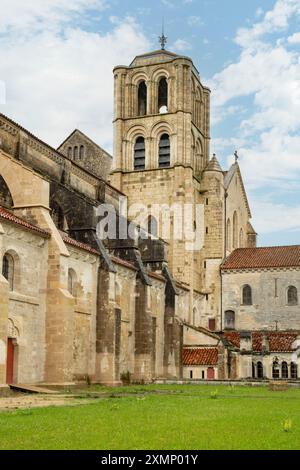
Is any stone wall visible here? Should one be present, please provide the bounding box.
[222,268,300,331]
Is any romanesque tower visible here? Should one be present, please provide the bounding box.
[110,45,226,327]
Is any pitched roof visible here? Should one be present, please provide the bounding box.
[252,332,299,353]
[60,232,138,271]
[0,206,50,238]
[223,331,300,352]
[183,348,218,366]
[57,129,112,159]
[60,232,99,255]
[224,163,252,218]
[205,155,223,172]
[222,331,241,348]
[222,245,300,270]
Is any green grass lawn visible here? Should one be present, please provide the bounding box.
[1,384,300,450]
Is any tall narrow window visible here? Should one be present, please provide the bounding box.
[79,145,85,160]
[291,362,298,379]
[209,318,216,331]
[68,269,77,297]
[74,146,78,160]
[2,253,14,291]
[282,362,288,379]
[233,211,238,248]
[287,286,298,306]
[224,310,235,330]
[226,219,231,251]
[257,361,264,379]
[239,228,244,248]
[242,285,252,305]
[158,77,168,113]
[134,137,145,170]
[68,147,72,159]
[159,134,170,168]
[138,81,147,116]
[272,360,280,379]
[147,215,158,237]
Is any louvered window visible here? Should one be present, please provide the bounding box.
[134,137,145,170]
[159,134,170,168]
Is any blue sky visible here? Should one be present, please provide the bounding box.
[1,0,300,246]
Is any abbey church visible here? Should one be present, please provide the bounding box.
[0,47,300,388]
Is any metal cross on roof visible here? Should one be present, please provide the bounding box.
[159,20,167,50]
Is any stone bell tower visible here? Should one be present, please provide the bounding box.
[110,44,211,295]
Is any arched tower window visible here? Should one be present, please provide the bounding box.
[242,285,252,305]
[134,137,146,170]
[287,286,298,306]
[224,310,235,330]
[79,145,85,160]
[226,219,231,251]
[74,146,78,160]
[159,134,170,168]
[147,215,158,237]
[158,77,168,114]
[2,253,14,291]
[233,211,238,249]
[138,81,147,116]
[68,269,77,297]
[68,147,72,159]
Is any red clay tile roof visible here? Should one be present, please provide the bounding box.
[183,348,218,366]
[0,206,50,237]
[222,246,300,270]
[223,331,299,352]
[223,331,240,348]
[111,255,137,271]
[60,232,99,255]
[60,233,138,271]
[252,332,299,353]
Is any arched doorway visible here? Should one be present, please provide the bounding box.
[6,319,19,384]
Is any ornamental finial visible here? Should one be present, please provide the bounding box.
[159,18,167,50]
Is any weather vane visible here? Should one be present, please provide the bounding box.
[234,150,239,163]
[159,19,167,50]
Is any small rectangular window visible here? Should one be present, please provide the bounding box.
[202,371,205,379]
[190,370,193,379]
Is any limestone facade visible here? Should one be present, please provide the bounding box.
[0,46,299,386]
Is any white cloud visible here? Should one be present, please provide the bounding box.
[288,31,300,43]
[0,4,150,152]
[251,198,300,234]
[188,16,203,27]
[209,0,300,189]
[236,0,300,48]
[0,0,107,33]
[172,38,192,51]
[0,80,5,104]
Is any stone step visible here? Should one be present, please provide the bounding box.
[9,384,57,395]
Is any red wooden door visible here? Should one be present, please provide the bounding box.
[207,367,215,380]
[6,338,14,384]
